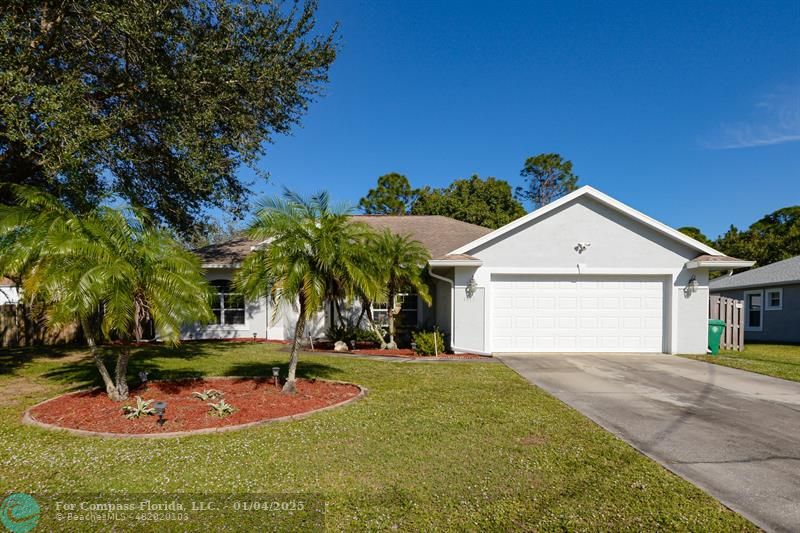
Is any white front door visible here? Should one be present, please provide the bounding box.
[490,275,665,353]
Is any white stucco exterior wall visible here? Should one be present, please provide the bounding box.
[182,267,325,342]
[0,285,20,305]
[445,196,710,355]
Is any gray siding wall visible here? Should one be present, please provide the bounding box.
[713,283,800,343]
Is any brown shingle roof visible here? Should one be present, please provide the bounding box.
[352,215,491,259]
[194,237,259,266]
[194,216,492,266]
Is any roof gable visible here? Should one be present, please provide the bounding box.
[450,186,722,257]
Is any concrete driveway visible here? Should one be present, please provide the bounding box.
[498,353,800,533]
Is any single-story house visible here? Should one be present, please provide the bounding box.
[710,255,800,343]
[188,215,493,342]
[188,186,753,354]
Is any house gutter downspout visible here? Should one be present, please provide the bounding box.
[428,265,455,348]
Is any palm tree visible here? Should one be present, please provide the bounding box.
[371,229,432,349]
[0,186,213,400]
[236,189,381,394]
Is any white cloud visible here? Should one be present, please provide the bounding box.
[705,84,800,149]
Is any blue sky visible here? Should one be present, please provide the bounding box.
[241,0,799,239]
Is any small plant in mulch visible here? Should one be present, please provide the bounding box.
[122,396,156,419]
[208,399,236,418]
[191,389,224,401]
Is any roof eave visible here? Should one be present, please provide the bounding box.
[711,279,799,291]
[428,259,484,268]
[685,259,755,270]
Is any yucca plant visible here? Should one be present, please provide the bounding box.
[236,189,382,394]
[208,399,235,417]
[122,396,156,419]
[0,185,214,401]
[192,389,224,401]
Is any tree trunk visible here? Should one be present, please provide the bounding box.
[356,299,367,328]
[334,298,344,325]
[113,348,131,401]
[133,297,144,342]
[82,316,117,399]
[358,297,385,347]
[386,290,397,349]
[283,313,306,395]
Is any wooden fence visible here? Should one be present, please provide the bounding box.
[709,295,744,351]
[0,304,81,347]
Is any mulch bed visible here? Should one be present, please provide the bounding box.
[27,378,360,435]
[310,347,485,359]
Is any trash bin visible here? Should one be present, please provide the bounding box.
[708,319,726,355]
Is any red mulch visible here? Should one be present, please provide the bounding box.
[192,338,290,344]
[308,347,484,359]
[28,378,360,435]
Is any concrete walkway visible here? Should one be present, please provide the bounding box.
[498,353,800,533]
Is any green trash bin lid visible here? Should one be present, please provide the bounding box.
[708,319,726,326]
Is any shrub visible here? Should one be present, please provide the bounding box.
[412,330,445,356]
[326,324,380,345]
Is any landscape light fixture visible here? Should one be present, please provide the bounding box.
[253,332,258,342]
[272,367,280,388]
[138,370,149,390]
[153,401,167,426]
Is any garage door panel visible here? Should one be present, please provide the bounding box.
[491,275,664,353]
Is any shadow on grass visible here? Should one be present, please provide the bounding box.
[0,343,87,375]
[223,361,342,381]
[41,356,207,391]
[704,354,800,369]
[39,343,342,391]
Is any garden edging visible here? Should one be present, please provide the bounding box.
[21,377,368,439]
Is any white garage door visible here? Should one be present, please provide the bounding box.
[491,275,664,353]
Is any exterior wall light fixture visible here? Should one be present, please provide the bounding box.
[686,275,699,295]
[466,277,478,298]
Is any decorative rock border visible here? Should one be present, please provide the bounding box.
[21,378,368,440]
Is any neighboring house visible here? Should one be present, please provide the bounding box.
[188,186,752,354]
[0,278,20,305]
[710,255,800,344]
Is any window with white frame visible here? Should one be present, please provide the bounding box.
[744,290,763,331]
[372,293,418,328]
[765,288,783,311]
[209,280,245,325]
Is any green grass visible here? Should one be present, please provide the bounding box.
[682,343,800,382]
[0,342,753,531]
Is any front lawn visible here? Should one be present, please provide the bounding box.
[0,342,753,531]
[682,343,800,383]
